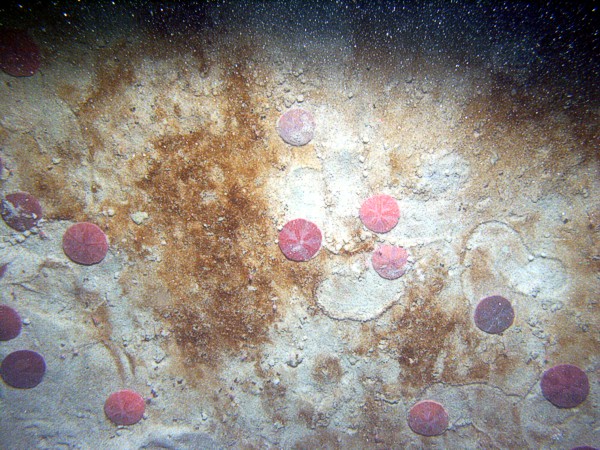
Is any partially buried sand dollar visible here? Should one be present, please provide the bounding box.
[0,192,43,231]
[371,245,409,280]
[0,305,22,341]
[276,108,316,146]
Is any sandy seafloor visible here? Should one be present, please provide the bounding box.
[0,1,599,449]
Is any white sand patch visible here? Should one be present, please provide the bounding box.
[316,254,408,321]
[462,221,568,304]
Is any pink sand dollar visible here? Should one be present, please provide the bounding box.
[104,389,146,426]
[371,245,408,279]
[276,108,316,146]
[359,194,400,233]
[278,218,322,262]
[63,222,109,265]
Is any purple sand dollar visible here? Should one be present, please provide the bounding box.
[0,263,8,278]
[474,295,514,334]
[541,364,589,408]
[1,349,46,388]
[63,222,109,265]
[0,28,41,77]
[0,305,22,341]
[407,400,449,436]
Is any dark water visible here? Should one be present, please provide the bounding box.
[1,0,598,102]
